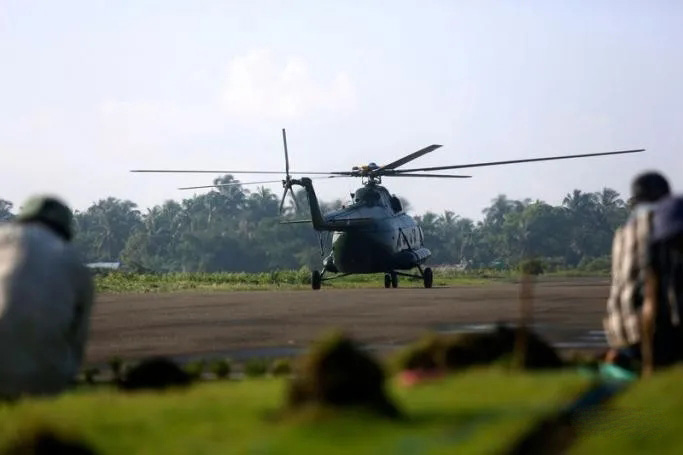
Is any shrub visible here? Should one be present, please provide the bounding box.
[183,359,206,380]
[82,367,99,385]
[392,334,443,373]
[108,356,124,382]
[541,257,567,273]
[394,325,562,372]
[578,255,611,273]
[519,258,544,275]
[244,359,268,378]
[210,359,232,379]
[287,332,400,418]
[270,358,292,376]
[2,427,97,455]
[119,357,192,391]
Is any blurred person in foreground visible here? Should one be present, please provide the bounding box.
[604,172,670,370]
[0,196,94,399]
[641,195,683,373]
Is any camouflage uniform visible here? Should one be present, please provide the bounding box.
[0,196,93,399]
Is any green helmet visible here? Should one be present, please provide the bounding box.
[16,195,73,241]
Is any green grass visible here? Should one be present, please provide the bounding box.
[0,369,588,454]
[93,267,610,293]
[544,269,611,278]
[94,269,510,293]
[570,367,683,455]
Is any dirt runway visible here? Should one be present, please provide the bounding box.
[85,277,611,364]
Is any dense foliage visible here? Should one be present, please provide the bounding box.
[0,179,628,272]
[415,188,627,271]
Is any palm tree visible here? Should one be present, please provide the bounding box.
[89,198,141,260]
[596,187,627,229]
[483,195,512,229]
[562,190,601,261]
[562,190,597,215]
[213,175,247,212]
[248,187,279,220]
[597,188,624,210]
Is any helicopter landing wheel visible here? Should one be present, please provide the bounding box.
[423,267,433,288]
[312,270,322,290]
[391,271,398,288]
[384,274,391,288]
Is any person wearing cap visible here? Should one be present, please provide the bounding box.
[0,195,94,399]
[603,172,671,369]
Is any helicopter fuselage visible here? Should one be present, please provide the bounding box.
[328,214,430,274]
[296,178,431,274]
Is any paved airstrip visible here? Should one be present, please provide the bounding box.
[86,277,610,364]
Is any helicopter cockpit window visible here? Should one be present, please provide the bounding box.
[390,195,402,213]
[353,187,381,207]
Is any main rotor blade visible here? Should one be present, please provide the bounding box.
[373,144,442,173]
[132,169,342,175]
[384,173,472,178]
[178,179,283,190]
[396,149,645,173]
[282,128,290,178]
[178,176,348,190]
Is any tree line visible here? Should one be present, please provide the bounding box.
[0,176,628,272]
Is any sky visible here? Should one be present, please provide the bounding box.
[1,1,681,220]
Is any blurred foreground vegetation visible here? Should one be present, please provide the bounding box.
[2,367,680,454]
[2,182,627,273]
[0,370,588,455]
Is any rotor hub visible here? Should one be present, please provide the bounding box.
[351,162,380,178]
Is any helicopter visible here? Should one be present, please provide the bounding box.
[131,130,644,290]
